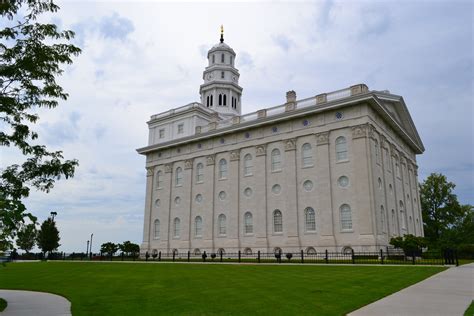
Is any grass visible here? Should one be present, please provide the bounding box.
[0,298,6,312]
[0,262,445,316]
[465,301,474,316]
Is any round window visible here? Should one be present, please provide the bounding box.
[218,191,226,201]
[338,176,349,188]
[195,194,203,203]
[244,187,253,197]
[303,180,313,192]
[272,184,281,194]
[174,197,181,205]
[155,199,161,207]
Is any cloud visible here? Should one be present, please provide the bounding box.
[272,34,294,52]
[237,51,254,69]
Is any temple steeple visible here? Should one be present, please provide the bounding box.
[199,26,243,118]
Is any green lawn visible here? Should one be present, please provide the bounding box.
[0,262,444,315]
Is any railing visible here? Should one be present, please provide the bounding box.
[9,249,458,266]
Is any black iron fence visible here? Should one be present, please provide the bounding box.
[11,248,459,266]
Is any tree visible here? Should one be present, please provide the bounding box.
[0,0,81,250]
[100,242,118,257]
[420,173,466,246]
[390,234,426,255]
[119,241,140,257]
[37,218,60,256]
[16,223,37,253]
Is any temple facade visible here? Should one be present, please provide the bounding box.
[137,29,425,256]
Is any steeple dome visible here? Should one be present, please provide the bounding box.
[199,26,243,118]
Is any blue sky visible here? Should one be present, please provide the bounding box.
[3,0,472,252]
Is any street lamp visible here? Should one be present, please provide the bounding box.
[50,211,57,221]
[89,233,94,259]
[86,240,90,256]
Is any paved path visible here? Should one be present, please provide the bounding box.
[0,290,71,316]
[348,263,474,316]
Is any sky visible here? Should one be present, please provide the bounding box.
[2,0,473,253]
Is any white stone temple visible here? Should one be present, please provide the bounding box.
[137,27,425,256]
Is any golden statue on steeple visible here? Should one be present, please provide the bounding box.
[220,25,224,43]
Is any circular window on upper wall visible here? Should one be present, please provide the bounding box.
[174,196,181,205]
[155,199,161,207]
[303,180,313,192]
[272,184,281,194]
[335,112,344,120]
[244,187,253,198]
[218,191,227,201]
[195,194,203,203]
[338,176,349,188]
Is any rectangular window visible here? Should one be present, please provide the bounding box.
[221,53,224,63]
[230,56,233,65]
[159,129,165,139]
[177,123,184,134]
[221,71,224,79]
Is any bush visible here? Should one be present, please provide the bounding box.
[286,253,293,260]
[210,253,216,259]
[457,244,474,259]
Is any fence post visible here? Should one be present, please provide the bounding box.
[301,250,304,264]
[158,251,161,261]
[111,253,113,261]
[351,249,355,264]
[100,252,103,261]
[258,250,260,263]
[455,249,459,266]
[380,249,384,264]
[238,250,241,263]
[172,251,175,262]
[187,251,190,262]
[220,251,223,262]
[279,250,282,264]
[203,251,206,262]
[325,249,328,264]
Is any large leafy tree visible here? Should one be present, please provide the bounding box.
[0,0,81,250]
[16,223,37,253]
[100,242,118,257]
[119,241,140,257]
[37,217,60,256]
[420,173,469,247]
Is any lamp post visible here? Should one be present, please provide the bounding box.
[86,240,90,256]
[50,211,57,221]
[89,233,93,259]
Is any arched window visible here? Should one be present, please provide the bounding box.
[154,219,160,239]
[244,248,252,255]
[374,140,380,164]
[206,96,209,107]
[244,154,253,176]
[391,209,396,232]
[273,210,283,233]
[218,94,222,106]
[271,148,281,171]
[340,204,352,230]
[210,94,213,106]
[156,171,163,189]
[302,143,313,167]
[218,159,228,179]
[194,248,201,255]
[395,157,401,177]
[306,247,317,255]
[399,201,406,229]
[221,53,224,63]
[218,214,226,235]
[173,218,180,238]
[335,136,348,161]
[212,54,215,64]
[195,216,202,237]
[244,212,253,234]
[175,167,183,186]
[221,71,225,79]
[380,206,385,233]
[230,56,233,65]
[223,94,227,106]
[305,207,316,232]
[196,163,204,183]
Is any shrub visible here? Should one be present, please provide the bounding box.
[286,253,293,260]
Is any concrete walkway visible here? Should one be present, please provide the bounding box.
[0,290,71,316]
[348,263,474,316]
